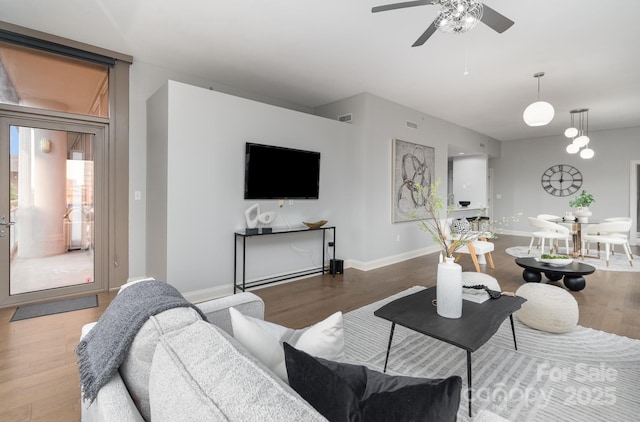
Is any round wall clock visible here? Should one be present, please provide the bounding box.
[541,164,583,197]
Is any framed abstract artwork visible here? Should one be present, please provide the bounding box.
[392,139,435,223]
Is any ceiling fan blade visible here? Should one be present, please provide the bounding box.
[412,20,438,47]
[480,4,514,33]
[372,0,435,14]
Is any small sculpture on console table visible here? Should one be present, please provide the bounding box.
[244,204,260,234]
[258,211,277,233]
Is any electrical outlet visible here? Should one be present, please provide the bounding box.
[396,234,400,242]
[134,191,142,201]
[289,200,294,205]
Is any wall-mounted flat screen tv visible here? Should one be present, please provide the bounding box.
[244,142,321,199]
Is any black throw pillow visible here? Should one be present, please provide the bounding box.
[283,342,462,422]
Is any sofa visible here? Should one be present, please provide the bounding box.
[80,283,507,422]
[80,288,332,421]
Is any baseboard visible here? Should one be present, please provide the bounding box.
[348,246,439,272]
[183,284,234,304]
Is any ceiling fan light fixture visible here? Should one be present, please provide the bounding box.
[523,72,554,127]
[566,143,580,154]
[435,0,483,34]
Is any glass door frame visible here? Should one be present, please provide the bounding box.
[0,110,108,307]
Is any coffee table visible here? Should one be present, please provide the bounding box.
[514,257,595,291]
[374,287,526,417]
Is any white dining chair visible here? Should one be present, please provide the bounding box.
[535,214,569,250]
[527,217,571,256]
[581,220,634,267]
[603,217,632,254]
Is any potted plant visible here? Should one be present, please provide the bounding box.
[569,190,595,222]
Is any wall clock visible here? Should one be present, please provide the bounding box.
[541,164,583,197]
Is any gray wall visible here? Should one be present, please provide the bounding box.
[491,126,640,234]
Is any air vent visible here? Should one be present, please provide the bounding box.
[337,113,352,123]
[406,120,418,130]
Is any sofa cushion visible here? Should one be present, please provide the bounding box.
[229,307,344,382]
[149,320,326,421]
[284,343,462,422]
[120,307,203,421]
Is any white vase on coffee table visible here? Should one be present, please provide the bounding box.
[436,255,463,319]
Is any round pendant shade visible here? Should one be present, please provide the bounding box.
[523,101,555,126]
[580,147,594,159]
[564,127,578,138]
[566,143,580,154]
[573,135,590,147]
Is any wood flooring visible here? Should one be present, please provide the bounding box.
[0,234,638,420]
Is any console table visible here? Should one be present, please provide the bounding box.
[234,226,336,293]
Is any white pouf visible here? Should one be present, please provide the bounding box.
[515,283,579,334]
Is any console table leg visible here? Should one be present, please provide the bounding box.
[383,322,395,373]
[467,351,472,417]
[510,314,518,350]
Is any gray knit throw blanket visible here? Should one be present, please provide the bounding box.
[75,280,206,403]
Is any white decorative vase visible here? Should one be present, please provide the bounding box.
[436,256,463,319]
[574,207,592,223]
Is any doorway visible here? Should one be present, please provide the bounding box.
[0,115,107,306]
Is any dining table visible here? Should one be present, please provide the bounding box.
[556,217,600,258]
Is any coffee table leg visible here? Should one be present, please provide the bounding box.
[522,268,542,282]
[564,275,586,291]
[383,322,396,373]
[510,314,518,350]
[467,351,472,417]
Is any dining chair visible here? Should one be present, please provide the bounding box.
[527,217,571,256]
[581,220,634,267]
[603,217,632,254]
[535,214,567,250]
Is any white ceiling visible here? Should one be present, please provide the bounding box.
[1,0,639,141]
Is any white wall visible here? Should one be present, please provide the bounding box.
[146,81,357,296]
[452,155,487,209]
[128,61,319,279]
[490,126,640,235]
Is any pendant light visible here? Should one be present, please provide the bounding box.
[523,72,555,126]
[564,108,594,159]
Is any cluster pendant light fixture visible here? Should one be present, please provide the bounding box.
[565,108,594,159]
[523,72,555,127]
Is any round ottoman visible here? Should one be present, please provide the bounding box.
[461,272,501,301]
[515,283,579,334]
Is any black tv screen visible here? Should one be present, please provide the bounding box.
[244,142,321,199]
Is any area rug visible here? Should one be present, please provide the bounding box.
[342,286,640,422]
[10,295,98,322]
[505,246,637,273]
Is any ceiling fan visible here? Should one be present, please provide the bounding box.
[372,0,514,47]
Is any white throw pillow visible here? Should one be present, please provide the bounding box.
[229,307,344,382]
